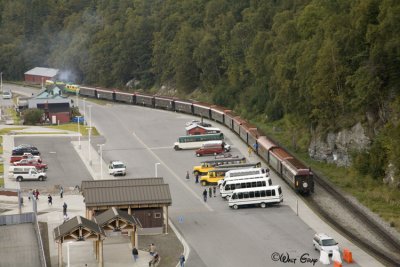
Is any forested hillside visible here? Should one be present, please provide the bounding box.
[0,0,399,185]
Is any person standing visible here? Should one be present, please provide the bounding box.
[213,186,217,197]
[195,173,199,183]
[248,146,252,157]
[48,194,52,205]
[60,186,64,198]
[63,202,68,216]
[203,189,207,202]
[132,246,139,262]
[35,189,39,200]
[179,253,185,267]
[208,187,212,198]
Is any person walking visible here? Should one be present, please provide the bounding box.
[208,187,212,198]
[63,202,68,216]
[149,243,156,256]
[248,146,252,157]
[132,246,139,262]
[203,189,207,202]
[195,173,199,183]
[185,171,190,180]
[60,186,64,198]
[213,186,217,197]
[48,194,53,205]
[35,189,39,200]
[179,253,185,267]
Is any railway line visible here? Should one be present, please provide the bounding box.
[308,173,400,267]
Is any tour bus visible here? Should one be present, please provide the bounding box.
[225,167,268,179]
[228,185,283,209]
[218,167,269,187]
[200,163,260,185]
[193,157,246,175]
[220,177,273,199]
[219,173,271,193]
[174,133,224,150]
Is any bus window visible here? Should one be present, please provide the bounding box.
[261,190,266,197]
[278,187,282,194]
[243,192,249,199]
[226,185,231,190]
[272,190,276,196]
[232,194,237,199]
[251,181,256,187]
[238,193,243,199]
[249,191,255,198]
[266,190,271,197]
[255,191,260,197]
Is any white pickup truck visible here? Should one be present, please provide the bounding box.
[108,161,126,176]
[10,166,47,181]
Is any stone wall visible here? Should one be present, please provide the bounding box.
[308,122,371,167]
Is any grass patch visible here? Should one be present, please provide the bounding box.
[14,132,69,135]
[80,97,109,106]
[0,127,26,135]
[6,107,21,124]
[0,136,2,154]
[45,123,99,136]
[0,178,4,187]
[256,118,400,232]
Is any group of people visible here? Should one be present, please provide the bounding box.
[202,186,217,202]
[131,243,185,267]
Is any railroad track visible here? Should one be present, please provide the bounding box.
[306,172,400,267]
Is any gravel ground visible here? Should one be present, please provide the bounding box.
[313,183,400,261]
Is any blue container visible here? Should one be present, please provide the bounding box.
[71,116,85,123]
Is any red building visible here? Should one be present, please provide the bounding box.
[24,67,59,84]
[185,124,221,135]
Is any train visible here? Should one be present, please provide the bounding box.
[70,85,314,194]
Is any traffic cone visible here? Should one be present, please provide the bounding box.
[333,261,342,267]
[343,248,353,263]
[319,250,330,265]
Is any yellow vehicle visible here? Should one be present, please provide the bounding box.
[193,157,246,176]
[200,162,261,186]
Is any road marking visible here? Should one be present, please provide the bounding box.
[132,131,214,212]
[49,152,57,154]
[149,146,173,150]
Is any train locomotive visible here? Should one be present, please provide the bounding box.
[68,85,314,194]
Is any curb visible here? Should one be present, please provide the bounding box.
[169,220,190,267]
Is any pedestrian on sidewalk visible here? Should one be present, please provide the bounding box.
[35,189,39,200]
[213,186,217,197]
[185,171,190,180]
[149,252,159,267]
[203,189,207,202]
[48,194,52,205]
[248,146,252,157]
[132,246,139,262]
[149,243,156,256]
[208,187,212,198]
[179,253,185,267]
[60,186,64,198]
[195,173,199,183]
[63,202,68,215]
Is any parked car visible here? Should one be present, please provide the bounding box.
[2,90,12,99]
[10,166,47,182]
[10,153,42,163]
[13,159,47,170]
[195,140,231,157]
[12,147,40,156]
[313,233,339,256]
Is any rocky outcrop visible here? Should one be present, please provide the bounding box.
[308,122,371,167]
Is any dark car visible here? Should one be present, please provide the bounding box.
[12,147,40,156]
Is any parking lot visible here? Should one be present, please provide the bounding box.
[14,136,92,190]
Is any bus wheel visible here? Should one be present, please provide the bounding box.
[233,205,239,210]
[201,181,207,186]
[260,203,266,208]
[196,153,201,157]
[17,176,23,182]
[174,145,179,151]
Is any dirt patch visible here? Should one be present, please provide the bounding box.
[138,230,184,267]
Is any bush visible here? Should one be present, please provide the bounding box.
[23,109,44,125]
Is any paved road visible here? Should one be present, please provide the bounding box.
[89,103,323,267]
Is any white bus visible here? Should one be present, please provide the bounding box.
[228,185,283,209]
[217,167,269,187]
[173,133,224,150]
[220,177,272,198]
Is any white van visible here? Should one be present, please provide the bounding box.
[220,177,272,198]
[218,167,269,187]
[108,161,126,176]
[228,185,283,209]
[10,166,47,181]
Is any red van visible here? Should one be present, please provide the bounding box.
[195,141,231,157]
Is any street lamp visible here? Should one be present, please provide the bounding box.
[87,127,92,166]
[83,98,87,126]
[98,144,105,179]
[155,163,160,177]
[88,105,92,128]
[76,115,82,149]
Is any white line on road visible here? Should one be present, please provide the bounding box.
[132,131,214,212]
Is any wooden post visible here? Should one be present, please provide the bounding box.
[98,239,104,267]
[163,206,169,234]
[130,225,136,248]
[58,242,63,267]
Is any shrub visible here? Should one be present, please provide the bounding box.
[23,109,44,125]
